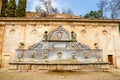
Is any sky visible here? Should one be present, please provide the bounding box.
[25,0,99,16]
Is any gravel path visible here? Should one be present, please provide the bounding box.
[0,69,120,80]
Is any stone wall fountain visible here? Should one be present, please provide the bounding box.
[9,26,109,72]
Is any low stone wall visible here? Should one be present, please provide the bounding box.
[8,62,109,72]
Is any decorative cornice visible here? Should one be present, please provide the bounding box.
[0,17,120,23]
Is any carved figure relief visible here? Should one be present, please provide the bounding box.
[94,43,99,49]
[19,42,24,49]
[43,31,48,40]
[71,31,76,40]
[18,51,24,62]
[43,52,48,59]
[72,52,76,59]
[30,52,35,58]
[57,31,63,39]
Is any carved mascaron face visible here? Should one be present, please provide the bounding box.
[57,52,62,58]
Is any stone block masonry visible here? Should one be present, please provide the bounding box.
[0,18,120,69]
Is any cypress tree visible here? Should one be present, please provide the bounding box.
[1,0,8,17]
[6,0,16,17]
[16,0,26,17]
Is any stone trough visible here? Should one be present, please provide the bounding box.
[9,61,109,72]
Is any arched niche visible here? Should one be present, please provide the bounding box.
[9,29,16,34]
[81,30,87,33]
[31,29,37,34]
[102,30,108,35]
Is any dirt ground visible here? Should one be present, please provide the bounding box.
[0,69,120,80]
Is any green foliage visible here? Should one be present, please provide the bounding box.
[1,0,8,17]
[16,0,26,17]
[84,10,102,19]
[6,0,16,17]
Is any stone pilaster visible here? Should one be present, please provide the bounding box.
[0,0,2,15]
[0,24,5,68]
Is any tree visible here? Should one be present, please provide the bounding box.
[61,8,67,14]
[97,0,108,18]
[84,10,102,19]
[35,5,47,17]
[108,0,120,19]
[40,0,53,14]
[16,0,26,17]
[62,8,73,15]
[96,0,120,19]
[1,0,8,17]
[37,0,59,15]
[66,8,73,15]
[52,8,59,14]
[6,0,16,17]
[35,6,45,13]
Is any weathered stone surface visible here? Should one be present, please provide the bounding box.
[8,62,110,72]
[0,0,2,14]
[0,18,120,69]
[9,65,18,70]
[0,25,5,68]
[18,65,30,72]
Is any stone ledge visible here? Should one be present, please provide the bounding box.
[8,62,110,72]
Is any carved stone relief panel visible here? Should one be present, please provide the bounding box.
[48,26,70,40]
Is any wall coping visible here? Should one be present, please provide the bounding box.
[0,17,120,23]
